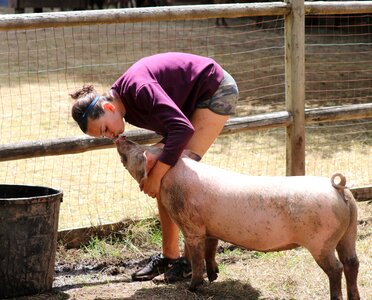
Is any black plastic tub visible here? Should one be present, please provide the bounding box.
[0,184,63,298]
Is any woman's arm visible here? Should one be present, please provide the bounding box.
[136,83,195,166]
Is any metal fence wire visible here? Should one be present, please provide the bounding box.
[0,2,371,230]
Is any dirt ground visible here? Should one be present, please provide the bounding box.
[8,200,371,300]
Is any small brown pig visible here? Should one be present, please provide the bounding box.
[115,136,360,300]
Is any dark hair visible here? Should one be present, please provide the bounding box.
[69,84,113,133]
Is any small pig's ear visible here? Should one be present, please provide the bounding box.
[143,150,158,177]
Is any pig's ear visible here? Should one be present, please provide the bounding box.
[143,150,158,177]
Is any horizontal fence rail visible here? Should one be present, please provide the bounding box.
[1,1,372,31]
[0,0,371,232]
[0,2,289,30]
[305,1,372,15]
[1,103,371,162]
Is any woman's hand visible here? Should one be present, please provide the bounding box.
[140,174,161,199]
[140,160,171,200]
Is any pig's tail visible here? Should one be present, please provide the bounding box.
[331,173,347,190]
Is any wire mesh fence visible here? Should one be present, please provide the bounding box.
[304,13,372,187]
[305,13,372,108]
[0,4,371,230]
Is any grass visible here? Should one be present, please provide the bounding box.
[83,236,123,259]
[52,200,372,299]
[0,120,370,231]
[74,218,175,259]
[0,16,370,232]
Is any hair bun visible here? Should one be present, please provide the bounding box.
[69,84,95,100]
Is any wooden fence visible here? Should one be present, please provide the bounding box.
[0,1,371,197]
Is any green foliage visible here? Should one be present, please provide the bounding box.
[83,236,121,259]
[81,218,164,260]
[148,226,163,248]
[217,262,227,275]
[251,251,284,260]
[223,247,243,256]
[125,218,162,249]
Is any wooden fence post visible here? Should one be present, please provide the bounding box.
[285,0,305,176]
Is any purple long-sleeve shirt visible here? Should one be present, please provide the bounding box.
[111,52,224,166]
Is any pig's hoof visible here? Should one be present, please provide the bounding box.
[207,265,219,282]
[188,278,205,292]
[207,271,218,282]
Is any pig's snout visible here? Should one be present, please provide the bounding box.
[114,135,129,165]
[114,134,127,145]
[115,135,129,155]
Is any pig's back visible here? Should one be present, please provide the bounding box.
[162,158,349,251]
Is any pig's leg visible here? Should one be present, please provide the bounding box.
[312,250,343,300]
[205,237,219,282]
[336,233,360,299]
[185,236,206,291]
[336,196,360,300]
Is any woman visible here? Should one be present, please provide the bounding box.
[70,52,239,283]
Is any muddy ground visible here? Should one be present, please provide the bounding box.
[8,200,372,300]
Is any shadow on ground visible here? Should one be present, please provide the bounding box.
[24,278,262,300]
[95,280,261,300]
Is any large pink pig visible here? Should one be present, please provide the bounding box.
[115,136,360,300]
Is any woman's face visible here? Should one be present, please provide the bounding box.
[86,102,125,138]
